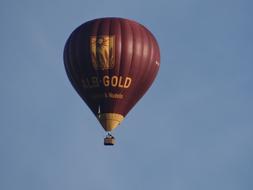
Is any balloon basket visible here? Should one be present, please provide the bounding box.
[104,134,115,146]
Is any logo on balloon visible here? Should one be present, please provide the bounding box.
[90,35,115,70]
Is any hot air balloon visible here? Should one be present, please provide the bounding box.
[63,17,160,145]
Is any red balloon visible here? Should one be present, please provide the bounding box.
[64,17,160,142]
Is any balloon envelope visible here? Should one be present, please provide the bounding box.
[64,17,160,132]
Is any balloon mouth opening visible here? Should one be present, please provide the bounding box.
[97,113,124,131]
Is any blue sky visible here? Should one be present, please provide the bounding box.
[1,0,253,190]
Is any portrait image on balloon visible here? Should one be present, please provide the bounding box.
[63,17,160,145]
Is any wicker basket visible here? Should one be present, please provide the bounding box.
[104,137,115,145]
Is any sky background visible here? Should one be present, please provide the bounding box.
[1,0,253,190]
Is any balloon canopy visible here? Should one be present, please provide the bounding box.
[64,17,160,141]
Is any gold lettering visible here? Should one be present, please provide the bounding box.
[101,75,132,88]
[91,77,99,87]
[82,77,99,88]
[118,76,124,88]
[103,75,110,86]
[124,77,132,88]
[111,76,118,87]
[108,92,123,99]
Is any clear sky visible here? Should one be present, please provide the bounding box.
[1,0,253,190]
